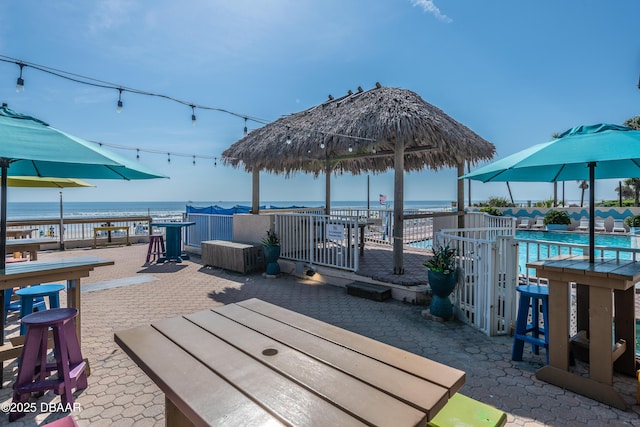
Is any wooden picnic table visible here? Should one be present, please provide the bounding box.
[115,298,466,426]
[6,228,38,239]
[5,238,51,260]
[527,255,638,410]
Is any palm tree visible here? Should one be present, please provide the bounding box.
[623,117,640,205]
[624,178,640,206]
[578,180,589,207]
[624,116,640,130]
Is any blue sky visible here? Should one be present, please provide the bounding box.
[0,1,639,205]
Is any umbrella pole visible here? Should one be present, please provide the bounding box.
[59,191,65,251]
[589,162,595,263]
[0,160,7,359]
[0,159,7,270]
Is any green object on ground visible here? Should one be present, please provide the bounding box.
[428,393,506,427]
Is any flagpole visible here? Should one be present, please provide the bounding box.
[367,175,370,210]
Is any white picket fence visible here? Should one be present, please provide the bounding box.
[436,214,519,336]
[275,213,360,271]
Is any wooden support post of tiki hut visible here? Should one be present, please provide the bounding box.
[325,163,331,216]
[252,167,260,214]
[457,162,465,229]
[393,142,404,275]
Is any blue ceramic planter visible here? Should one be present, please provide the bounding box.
[263,245,281,275]
[427,269,458,319]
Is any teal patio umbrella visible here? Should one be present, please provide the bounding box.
[462,123,640,263]
[0,105,167,269]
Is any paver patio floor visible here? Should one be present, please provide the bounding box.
[0,244,639,426]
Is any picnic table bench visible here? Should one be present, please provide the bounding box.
[115,298,466,426]
[6,228,38,239]
[5,238,51,260]
[92,226,131,248]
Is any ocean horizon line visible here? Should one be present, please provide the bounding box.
[6,199,585,221]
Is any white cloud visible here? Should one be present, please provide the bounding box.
[88,0,136,32]
[410,0,452,23]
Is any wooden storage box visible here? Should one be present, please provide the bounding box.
[201,240,264,274]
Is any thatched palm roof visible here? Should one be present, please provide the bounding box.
[222,86,495,175]
[223,85,495,275]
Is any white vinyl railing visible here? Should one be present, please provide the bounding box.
[185,213,234,247]
[465,212,517,232]
[275,213,360,271]
[436,227,518,336]
[517,238,640,278]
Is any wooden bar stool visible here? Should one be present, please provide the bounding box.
[15,284,66,335]
[9,308,87,422]
[512,284,549,363]
[146,235,165,263]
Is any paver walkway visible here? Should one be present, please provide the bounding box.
[1,244,639,426]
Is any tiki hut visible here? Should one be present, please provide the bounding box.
[223,85,495,274]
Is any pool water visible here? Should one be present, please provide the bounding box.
[516,230,640,276]
[516,230,634,248]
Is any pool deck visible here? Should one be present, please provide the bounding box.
[1,243,639,426]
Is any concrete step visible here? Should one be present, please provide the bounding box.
[346,281,391,302]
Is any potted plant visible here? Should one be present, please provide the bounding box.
[423,244,458,320]
[543,210,571,231]
[262,229,281,275]
[478,206,503,216]
[624,215,640,235]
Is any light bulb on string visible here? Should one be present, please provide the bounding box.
[191,105,197,126]
[193,156,196,166]
[16,63,25,93]
[285,126,292,145]
[243,117,248,136]
[320,142,325,149]
[167,153,171,163]
[136,149,140,160]
[117,88,123,113]
[348,144,353,153]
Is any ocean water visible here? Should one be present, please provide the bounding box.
[6,200,455,220]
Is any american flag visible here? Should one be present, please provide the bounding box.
[379,194,387,204]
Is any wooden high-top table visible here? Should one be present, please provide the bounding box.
[527,255,638,410]
[115,298,466,426]
[0,256,114,343]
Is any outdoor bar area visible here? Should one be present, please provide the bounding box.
[0,38,639,427]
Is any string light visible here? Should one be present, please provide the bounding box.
[16,62,25,93]
[117,88,123,113]
[192,155,196,166]
[348,144,353,153]
[0,55,269,127]
[1,55,381,152]
[96,140,218,166]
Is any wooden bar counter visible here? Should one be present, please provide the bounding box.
[527,255,638,410]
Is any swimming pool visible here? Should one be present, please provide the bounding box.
[516,230,634,248]
[516,230,640,275]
